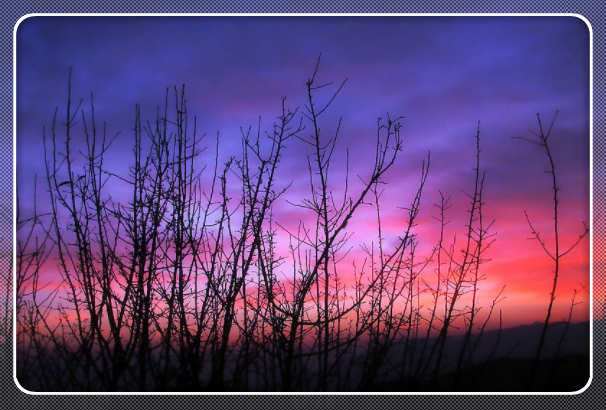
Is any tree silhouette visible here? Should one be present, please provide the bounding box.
[15,61,589,393]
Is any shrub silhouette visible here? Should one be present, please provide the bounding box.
[15,60,589,392]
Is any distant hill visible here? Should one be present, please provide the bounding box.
[447,320,590,362]
[362,320,590,392]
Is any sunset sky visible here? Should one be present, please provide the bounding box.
[16,16,590,329]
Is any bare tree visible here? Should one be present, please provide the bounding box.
[515,111,589,387]
[16,64,588,393]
